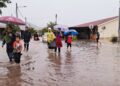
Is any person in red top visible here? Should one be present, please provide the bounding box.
[67,32,72,50]
[55,32,62,53]
[13,36,22,64]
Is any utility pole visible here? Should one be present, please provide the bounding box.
[16,3,27,18]
[16,3,18,18]
[55,14,58,25]
[25,17,27,26]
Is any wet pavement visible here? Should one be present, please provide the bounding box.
[0,39,120,86]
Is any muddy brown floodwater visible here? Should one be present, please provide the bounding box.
[0,40,120,86]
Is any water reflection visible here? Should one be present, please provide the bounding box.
[113,43,120,86]
[65,50,73,65]
[64,50,75,79]
[47,52,62,76]
[47,52,61,66]
[6,65,22,86]
[2,40,120,86]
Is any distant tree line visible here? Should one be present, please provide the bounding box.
[39,21,57,35]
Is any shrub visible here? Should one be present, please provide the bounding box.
[72,36,77,41]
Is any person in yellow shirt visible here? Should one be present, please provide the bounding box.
[47,28,56,48]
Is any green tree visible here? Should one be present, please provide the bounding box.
[0,0,11,14]
[47,21,57,29]
[6,23,20,33]
[40,21,57,35]
[2,23,20,43]
[28,27,37,36]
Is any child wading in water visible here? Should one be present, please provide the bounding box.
[67,33,72,50]
[13,36,22,64]
[55,31,62,53]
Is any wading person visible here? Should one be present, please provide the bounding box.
[2,27,16,63]
[66,33,72,50]
[23,27,31,51]
[13,36,22,64]
[47,28,56,49]
[96,31,100,46]
[34,32,39,41]
[55,31,62,53]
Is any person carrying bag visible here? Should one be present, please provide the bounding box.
[47,28,56,49]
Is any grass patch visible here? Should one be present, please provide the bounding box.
[72,36,77,41]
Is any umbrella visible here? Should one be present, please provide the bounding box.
[0,16,25,25]
[54,25,69,31]
[64,29,78,35]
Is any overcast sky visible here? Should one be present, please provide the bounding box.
[2,0,119,27]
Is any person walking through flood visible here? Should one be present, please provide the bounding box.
[55,31,62,53]
[34,32,39,41]
[47,28,56,49]
[13,36,23,64]
[2,27,16,63]
[66,32,72,50]
[96,31,101,46]
[23,27,31,51]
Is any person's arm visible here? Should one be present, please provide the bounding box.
[52,32,56,40]
[20,42,23,52]
[30,32,32,39]
[60,31,62,37]
[47,33,49,42]
[13,42,16,49]
[2,39,6,47]
[23,32,25,39]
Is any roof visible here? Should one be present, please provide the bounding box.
[75,16,118,27]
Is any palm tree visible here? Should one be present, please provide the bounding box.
[0,0,11,14]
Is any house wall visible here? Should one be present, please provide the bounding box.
[98,18,118,38]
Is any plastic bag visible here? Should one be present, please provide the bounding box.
[48,40,56,49]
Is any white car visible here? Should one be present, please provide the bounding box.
[42,33,48,43]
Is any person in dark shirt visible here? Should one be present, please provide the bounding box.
[96,31,101,46]
[2,27,16,62]
[23,27,31,51]
[96,32,100,41]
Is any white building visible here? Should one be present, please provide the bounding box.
[98,17,118,38]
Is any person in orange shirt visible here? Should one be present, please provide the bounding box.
[55,31,62,53]
[67,32,72,50]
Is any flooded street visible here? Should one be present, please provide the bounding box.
[0,40,120,86]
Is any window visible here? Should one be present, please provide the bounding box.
[102,26,106,30]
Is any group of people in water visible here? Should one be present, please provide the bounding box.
[2,26,31,64]
[1,26,100,64]
[46,28,73,53]
[1,26,73,64]
[46,27,100,53]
